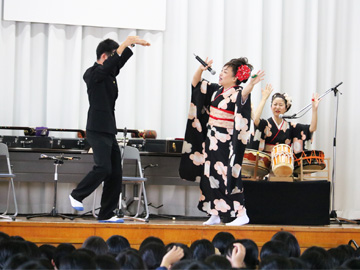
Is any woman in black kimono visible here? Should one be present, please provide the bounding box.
[179,57,264,226]
[250,84,319,155]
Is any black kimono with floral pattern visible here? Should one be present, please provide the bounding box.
[249,117,313,154]
[179,80,251,219]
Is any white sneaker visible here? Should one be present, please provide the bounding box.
[225,214,249,226]
[98,216,124,223]
[69,195,84,211]
[203,215,221,225]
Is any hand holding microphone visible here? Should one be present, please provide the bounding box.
[193,54,216,75]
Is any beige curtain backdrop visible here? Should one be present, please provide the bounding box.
[1,0,359,219]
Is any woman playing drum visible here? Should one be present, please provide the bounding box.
[250,84,320,156]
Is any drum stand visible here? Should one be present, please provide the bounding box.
[27,154,80,220]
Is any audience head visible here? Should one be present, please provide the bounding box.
[271,231,300,257]
[0,232,10,243]
[139,236,164,250]
[205,254,232,269]
[165,242,192,260]
[58,249,96,270]
[190,239,215,261]
[0,240,31,268]
[211,232,235,255]
[14,258,53,269]
[236,239,259,269]
[116,248,147,270]
[300,246,334,269]
[328,245,355,267]
[106,235,130,255]
[172,259,212,270]
[340,258,360,269]
[260,240,288,260]
[39,244,56,262]
[93,254,120,270]
[259,254,292,269]
[52,243,76,269]
[139,242,166,269]
[9,235,25,241]
[82,236,108,255]
[288,257,308,269]
[2,253,31,269]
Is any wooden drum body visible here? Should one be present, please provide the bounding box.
[271,144,294,177]
[242,149,271,179]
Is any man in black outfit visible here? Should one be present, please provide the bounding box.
[69,36,150,222]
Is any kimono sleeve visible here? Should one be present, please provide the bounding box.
[248,118,269,151]
[178,80,218,181]
[290,123,313,154]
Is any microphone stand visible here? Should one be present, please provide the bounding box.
[280,82,356,224]
[281,82,343,120]
[328,85,357,224]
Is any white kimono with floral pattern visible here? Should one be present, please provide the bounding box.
[179,80,251,220]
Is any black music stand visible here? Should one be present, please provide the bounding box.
[26,154,80,220]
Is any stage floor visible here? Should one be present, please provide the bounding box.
[1,215,360,251]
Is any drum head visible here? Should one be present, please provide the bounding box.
[273,165,293,177]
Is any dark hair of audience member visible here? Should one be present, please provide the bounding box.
[339,258,360,269]
[0,240,31,268]
[288,257,308,269]
[237,239,260,269]
[52,243,76,269]
[165,242,192,260]
[190,239,215,262]
[15,258,53,270]
[328,245,354,267]
[0,232,10,243]
[139,242,166,269]
[106,235,130,255]
[211,232,235,255]
[300,246,334,269]
[139,236,165,250]
[172,259,212,270]
[9,235,25,241]
[259,254,292,269]
[93,254,120,270]
[2,253,31,269]
[39,244,56,263]
[115,249,147,270]
[25,240,41,259]
[58,249,96,270]
[82,235,109,255]
[204,254,232,269]
[260,240,288,260]
[211,231,235,255]
[271,231,301,257]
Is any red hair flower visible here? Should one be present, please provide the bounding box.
[236,65,251,82]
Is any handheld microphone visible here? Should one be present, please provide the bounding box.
[193,53,216,75]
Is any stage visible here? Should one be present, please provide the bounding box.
[1,215,360,252]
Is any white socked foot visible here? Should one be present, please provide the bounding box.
[203,215,221,225]
[225,214,249,226]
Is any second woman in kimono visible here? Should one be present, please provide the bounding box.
[250,84,320,155]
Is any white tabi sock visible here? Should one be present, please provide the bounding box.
[203,215,221,225]
[225,214,250,226]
